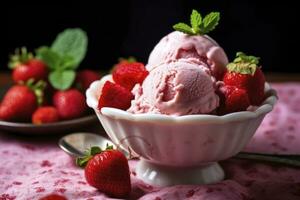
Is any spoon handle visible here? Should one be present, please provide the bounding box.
[234,152,300,167]
[59,139,85,157]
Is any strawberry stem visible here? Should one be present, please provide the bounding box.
[76,145,114,168]
[24,79,46,106]
[118,56,136,63]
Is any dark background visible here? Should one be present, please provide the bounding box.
[1,0,299,73]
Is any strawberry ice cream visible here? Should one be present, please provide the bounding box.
[147,31,228,79]
[128,60,219,115]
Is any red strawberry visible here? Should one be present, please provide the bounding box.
[9,47,48,83]
[32,106,60,124]
[75,70,100,91]
[112,61,148,90]
[98,81,134,110]
[111,57,137,72]
[76,146,131,198]
[223,52,265,105]
[39,194,67,200]
[218,85,250,114]
[0,81,45,122]
[53,89,87,120]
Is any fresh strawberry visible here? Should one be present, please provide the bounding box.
[75,70,100,91]
[0,81,45,122]
[223,52,265,105]
[218,85,250,114]
[9,47,48,83]
[76,146,131,198]
[32,106,60,124]
[112,61,148,91]
[53,89,87,120]
[98,81,134,110]
[39,194,67,200]
[110,57,137,72]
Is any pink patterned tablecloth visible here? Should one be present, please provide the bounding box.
[1,83,300,200]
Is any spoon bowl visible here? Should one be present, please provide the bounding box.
[58,132,116,157]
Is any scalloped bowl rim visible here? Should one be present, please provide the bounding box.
[86,79,277,124]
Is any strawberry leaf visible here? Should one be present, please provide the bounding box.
[76,146,108,168]
[118,56,136,63]
[90,146,102,156]
[235,52,260,65]
[25,79,47,106]
[49,70,76,90]
[106,144,114,150]
[76,155,92,168]
[227,52,260,75]
[9,47,34,69]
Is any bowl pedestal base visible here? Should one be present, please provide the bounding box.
[136,159,225,187]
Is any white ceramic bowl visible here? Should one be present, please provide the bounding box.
[86,76,277,186]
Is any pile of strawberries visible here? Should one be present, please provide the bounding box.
[0,48,100,124]
[218,52,266,114]
[98,59,148,110]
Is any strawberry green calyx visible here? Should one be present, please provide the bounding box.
[26,79,47,106]
[9,47,34,69]
[76,145,114,168]
[173,9,220,35]
[227,52,260,75]
[118,56,136,63]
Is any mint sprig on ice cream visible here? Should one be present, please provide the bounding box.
[173,9,220,35]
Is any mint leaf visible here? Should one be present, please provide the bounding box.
[36,47,62,70]
[190,9,202,32]
[60,55,77,70]
[173,23,194,35]
[49,70,76,90]
[51,28,88,69]
[173,10,220,35]
[36,47,77,71]
[202,12,220,34]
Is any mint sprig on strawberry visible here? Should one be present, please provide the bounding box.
[173,9,220,35]
[36,28,88,90]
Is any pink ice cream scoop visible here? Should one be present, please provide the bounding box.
[128,60,219,115]
[147,31,228,80]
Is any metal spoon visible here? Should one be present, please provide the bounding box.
[59,132,300,167]
[58,132,116,157]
